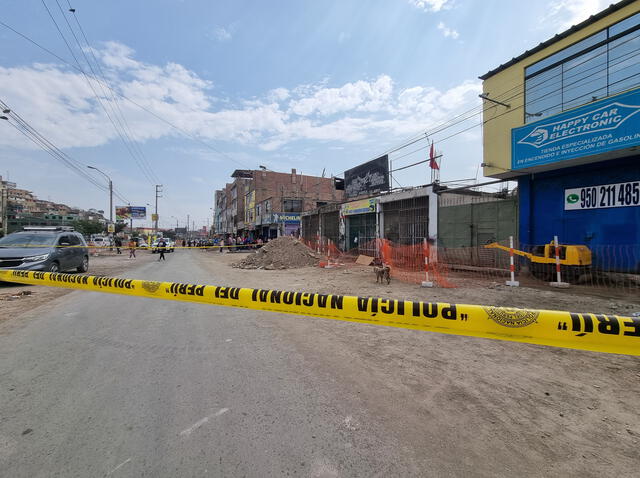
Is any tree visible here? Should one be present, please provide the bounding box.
[72,220,104,236]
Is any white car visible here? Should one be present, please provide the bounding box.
[151,239,174,253]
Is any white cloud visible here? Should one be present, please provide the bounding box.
[437,21,459,39]
[289,75,394,116]
[267,87,290,102]
[543,0,609,31]
[213,26,232,42]
[408,0,452,12]
[0,41,482,154]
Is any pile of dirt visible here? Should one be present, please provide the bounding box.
[232,237,319,269]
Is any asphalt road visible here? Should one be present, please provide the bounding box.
[0,251,423,477]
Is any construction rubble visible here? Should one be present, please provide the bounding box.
[232,236,320,270]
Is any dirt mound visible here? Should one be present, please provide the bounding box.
[233,237,319,269]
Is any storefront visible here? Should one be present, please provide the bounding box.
[378,186,435,245]
[480,3,640,272]
[274,212,301,237]
[341,198,378,252]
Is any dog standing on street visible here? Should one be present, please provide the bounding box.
[374,264,391,285]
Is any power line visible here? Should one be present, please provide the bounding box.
[1,103,130,204]
[41,0,158,186]
[0,19,251,169]
[62,1,161,184]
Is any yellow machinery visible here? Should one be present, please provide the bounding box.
[484,240,592,282]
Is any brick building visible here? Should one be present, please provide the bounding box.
[214,168,344,238]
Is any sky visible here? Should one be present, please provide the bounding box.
[0,0,615,230]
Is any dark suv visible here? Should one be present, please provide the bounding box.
[0,226,89,273]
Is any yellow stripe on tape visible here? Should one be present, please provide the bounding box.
[1,269,638,356]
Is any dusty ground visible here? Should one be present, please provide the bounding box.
[1,249,639,475]
[0,251,157,321]
[208,250,640,316]
[198,250,640,477]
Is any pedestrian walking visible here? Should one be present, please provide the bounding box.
[115,237,122,254]
[128,239,136,259]
[158,238,167,261]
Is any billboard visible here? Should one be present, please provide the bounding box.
[115,206,130,220]
[344,155,389,198]
[130,207,146,219]
[512,88,640,170]
[115,206,146,220]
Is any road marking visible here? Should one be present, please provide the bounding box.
[180,408,229,437]
[225,338,232,342]
[108,458,131,475]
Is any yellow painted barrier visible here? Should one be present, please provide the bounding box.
[0,269,638,356]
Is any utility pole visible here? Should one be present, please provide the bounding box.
[186,214,190,239]
[154,185,163,236]
[87,165,112,223]
[108,179,113,224]
[128,203,133,234]
[1,187,8,236]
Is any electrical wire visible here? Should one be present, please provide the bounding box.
[1,100,131,203]
[62,0,160,184]
[42,0,158,186]
[386,32,640,166]
[0,19,251,170]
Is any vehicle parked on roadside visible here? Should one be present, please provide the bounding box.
[150,238,174,253]
[0,226,89,273]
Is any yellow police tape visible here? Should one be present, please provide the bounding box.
[5,244,259,249]
[1,269,638,356]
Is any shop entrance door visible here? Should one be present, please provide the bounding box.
[347,213,376,255]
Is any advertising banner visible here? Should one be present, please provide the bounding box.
[115,206,130,220]
[565,180,640,210]
[116,206,146,220]
[342,198,376,216]
[512,88,640,170]
[344,155,389,198]
[130,207,147,219]
[273,213,301,223]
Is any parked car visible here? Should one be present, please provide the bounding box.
[150,238,174,253]
[0,226,89,273]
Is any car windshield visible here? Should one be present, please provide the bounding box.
[0,233,57,247]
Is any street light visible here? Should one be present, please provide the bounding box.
[87,166,113,225]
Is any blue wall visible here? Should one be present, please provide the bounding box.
[518,155,640,272]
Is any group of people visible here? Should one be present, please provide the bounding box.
[211,234,270,252]
[182,239,207,248]
[111,236,169,261]
[112,237,137,259]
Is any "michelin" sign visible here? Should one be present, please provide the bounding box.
[512,88,640,170]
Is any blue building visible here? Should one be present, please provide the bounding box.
[480,1,640,272]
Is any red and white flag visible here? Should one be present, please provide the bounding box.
[429,142,439,170]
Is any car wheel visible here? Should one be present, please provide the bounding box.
[77,255,89,273]
[49,261,60,273]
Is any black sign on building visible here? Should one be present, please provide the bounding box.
[344,155,390,199]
